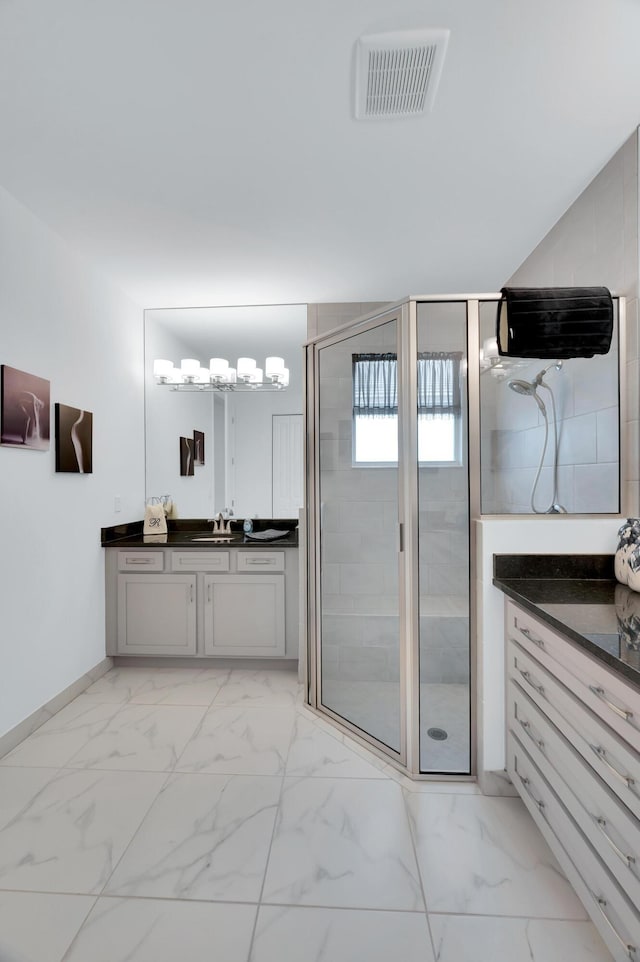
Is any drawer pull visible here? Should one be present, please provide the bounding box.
[595,816,636,868]
[518,718,545,752]
[517,668,545,696]
[589,744,635,789]
[517,623,544,648]
[190,585,194,603]
[208,584,212,603]
[126,558,153,565]
[519,774,546,813]
[589,685,634,722]
[246,558,273,565]
[594,896,637,958]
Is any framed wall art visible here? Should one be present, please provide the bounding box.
[193,429,205,465]
[55,403,93,473]
[179,436,194,476]
[0,365,50,450]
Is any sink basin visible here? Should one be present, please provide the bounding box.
[191,536,234,542]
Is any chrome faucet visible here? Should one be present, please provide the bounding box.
[209,512,232,534]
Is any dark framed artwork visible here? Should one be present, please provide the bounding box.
[1,365,50,450]
[180,436,194,476]
[193,429,205,465]
[55,403,93,473]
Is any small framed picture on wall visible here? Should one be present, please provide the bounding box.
[0,365,50,450]
[193,430,205,465]
[180,436,194,476]
[55,404,93,473]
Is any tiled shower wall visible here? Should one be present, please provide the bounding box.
[308,302,469,685]
[480,333,620,514]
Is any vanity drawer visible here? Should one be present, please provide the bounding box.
[508,737,640,962]
[170,551,230,572]
[118,550,164,572]
[508,679,640,907]
[508,640,640,820]
[237,551,285,572]
[507,600,640,748]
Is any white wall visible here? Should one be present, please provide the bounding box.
[0,185,144,739]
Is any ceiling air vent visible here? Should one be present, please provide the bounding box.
[354,29,450,120]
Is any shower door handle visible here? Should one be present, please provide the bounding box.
[397,523,404,553]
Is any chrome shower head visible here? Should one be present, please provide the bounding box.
[507,378,535,396]
[507,377,547,415]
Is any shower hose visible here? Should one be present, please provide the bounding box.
[530,383,565,514]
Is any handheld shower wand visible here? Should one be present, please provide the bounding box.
[507,362,566,514]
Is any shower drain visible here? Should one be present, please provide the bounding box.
[427,727,448,741]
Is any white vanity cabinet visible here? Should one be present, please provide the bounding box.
[203,574,285,656]
[117,573,197,656]
[505,599,640,961]
[106,545,297,661]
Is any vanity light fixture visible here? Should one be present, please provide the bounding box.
[153,356,290,391]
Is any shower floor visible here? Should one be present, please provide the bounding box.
[321,680,470,774]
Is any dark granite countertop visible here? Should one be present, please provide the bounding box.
[493,554,640,689]
[101,518,299,548]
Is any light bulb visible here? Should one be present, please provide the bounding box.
[209,358,229,380]
[265,356,285,379]
[180,358,200,380]
[153,359,174,380]
[237,357,257,380]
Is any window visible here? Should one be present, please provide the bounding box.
[352,352,462,465]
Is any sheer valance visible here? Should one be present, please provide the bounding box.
[352,352,462,418]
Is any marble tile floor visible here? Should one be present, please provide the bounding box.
[0,666,613,962]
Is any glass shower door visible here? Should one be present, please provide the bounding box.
[315,312,403,756]
[416,301,471,773]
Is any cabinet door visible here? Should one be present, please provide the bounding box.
[203,575,285,656]
[117,574,196,655]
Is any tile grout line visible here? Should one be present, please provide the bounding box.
[400,784,439,961]
[58,895,100,962]
[245,705,299,959]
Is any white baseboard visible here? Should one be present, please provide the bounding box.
[0,657,113,759]
[478,767,518,796]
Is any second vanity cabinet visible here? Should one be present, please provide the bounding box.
[107,545,296,659]
[505,599,640,961]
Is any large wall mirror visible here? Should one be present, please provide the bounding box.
[144,304,307,520]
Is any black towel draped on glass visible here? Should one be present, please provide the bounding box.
[497,286,614,359]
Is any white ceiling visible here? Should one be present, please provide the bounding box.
[1,0,640,309]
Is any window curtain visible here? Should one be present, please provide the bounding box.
[352,352,397,418]
[353,352,462,418]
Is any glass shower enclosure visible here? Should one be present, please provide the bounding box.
[305,297,479,776]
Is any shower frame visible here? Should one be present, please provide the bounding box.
[304,292,626,781]
[304,294,487,779]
